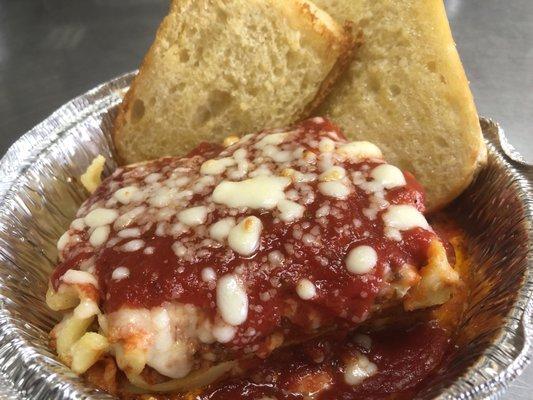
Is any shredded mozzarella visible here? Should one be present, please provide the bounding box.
[296,279,317,300]
[84,208,119,228]
[112,267,130,281]
[62,269,98,287]
[318,181,350,199]
[277,199,305,222]
[346,245,378,275]
[227,216,262,256]
[344,353,378,385]
[370,164,406,189]
[90,225,110,247]
[212,176,290,210]
[216,274,248,326]
[178,206,208,226]
[382,205,429,232]
[209,217,236,242]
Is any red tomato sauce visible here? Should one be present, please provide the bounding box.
[196,321,450,400]
[52,117,445,353]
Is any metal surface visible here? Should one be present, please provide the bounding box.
[0,73,531,399]
[446,0,533,165]
[0,1,531,399]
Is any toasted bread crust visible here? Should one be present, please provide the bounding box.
[314,0,486,211]
[112,0,174,165]
[112,0,356,165]
[428,137,487,212]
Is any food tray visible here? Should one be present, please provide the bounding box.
[0,73,530,399]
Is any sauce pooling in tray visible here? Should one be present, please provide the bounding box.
[195,321,450,400]
[47,117,461,395]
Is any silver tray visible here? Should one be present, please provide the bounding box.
[0,72,530,399]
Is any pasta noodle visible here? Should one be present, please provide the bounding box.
[126,361,237,393]
[47,277,106,374]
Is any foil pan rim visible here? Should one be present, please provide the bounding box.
[0,73,531,399]
[436,121,533,400]
[0,72,136,400]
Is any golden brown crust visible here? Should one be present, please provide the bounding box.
[292,0,347,46]
[112,86,135,165]
[112,0,356,165]
[424,0,487,212]
[313,0,486,212]
[112,0,175,165]
[427,141,487,213]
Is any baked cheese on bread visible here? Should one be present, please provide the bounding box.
[113,0,354,164]
[313,0,487,211]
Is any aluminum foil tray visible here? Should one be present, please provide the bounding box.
[0,73,531,399]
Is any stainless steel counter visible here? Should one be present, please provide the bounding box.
[0,0,531,398]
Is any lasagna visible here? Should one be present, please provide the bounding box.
[46,117,460,394]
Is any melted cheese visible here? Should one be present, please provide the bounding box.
[89,225,110,247]
[212,176,290,210]
[209,217,236,242]
[57,231,70,251]
[201,267,216,282]
[318,181,350,199]
[318,138,335,153]
[112,267,130,281]
[216,274,248,326]
[319,166,346,182]
[149,187,174,208]
[117,227,141,238]
[263,145,294,163]
[255,132,288,148]
[84,208,119,228]
[346,245,378,275]
[114,206,146,230]
[370,164,406,189]
[70,218,85,231]
[108,304,207,380]
[146,308,192,379]
[277,199,305,222]
[344,353,378,385]
[227,216,262,256]
[200,158,236,175]
[337,141,382,161]
[382,205,430,232]
[121,239,145,252]
[178,206,208,226]
[212,322,237,343]
[62,269,98,287]
[281,168,316,183]
[113,186,139,204]
[233,148,247,161]
[296,279,316,300]
[144,173,162,184]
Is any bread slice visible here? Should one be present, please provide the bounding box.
[113,0,354,164]
[312,0,486,211]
